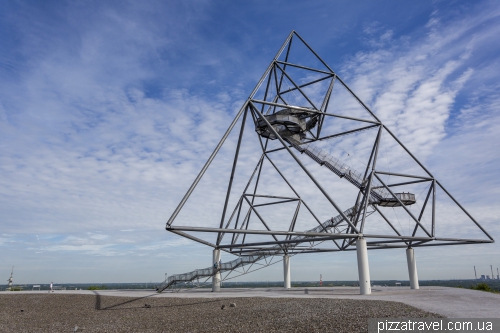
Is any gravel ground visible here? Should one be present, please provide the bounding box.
[0,294,442,332]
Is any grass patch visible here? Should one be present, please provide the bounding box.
[87,285,107,290]
[470,283,498,293]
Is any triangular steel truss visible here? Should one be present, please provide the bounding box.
[165,31,493,258]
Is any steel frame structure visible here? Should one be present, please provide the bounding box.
[165,31,493,263]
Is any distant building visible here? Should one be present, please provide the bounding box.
[480,275,486,280]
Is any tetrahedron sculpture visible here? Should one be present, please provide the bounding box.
[161,31,493,294]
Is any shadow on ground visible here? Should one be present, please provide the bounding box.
[92,291,230,311]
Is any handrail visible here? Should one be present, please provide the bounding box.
[157,205,356,293]
[286,137,394,202]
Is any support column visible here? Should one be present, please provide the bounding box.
[212,249,221,292]
[356,237,371,295]
[283,255,291,289]
[406,247,419,290]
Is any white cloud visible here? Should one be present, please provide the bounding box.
[1,0,499,283]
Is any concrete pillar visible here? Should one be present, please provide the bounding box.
[356,237,371,295]
[283,255,291,289]
[212,249,221,292]
[406,247,419,290]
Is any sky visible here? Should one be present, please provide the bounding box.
[1,0,500,284]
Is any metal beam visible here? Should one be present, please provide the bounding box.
[218,106,249,239]
[279,75,333,96]
[334,76,381,122]
[275,62,320,110]
[410,183,433,241]
[375,171,433,180]
[317,124,379,143]
[264,124,378,154]
[371,178,431,189]
[436,181,494,241]
[317,74,336,137]
[373,173,432,237]
[251,104,360,233]
[263,154,327,234]
[432,179,436,237]
[382,124,434,178]
[168,226,436,242]
[253,198,299,208]
[169,226,353,237]
[220,235,345,249]
[233,238,494,254]
[231,155,264,245]
[292,31,335,74]
[242,195,281,243]
[165,100,248,228]
[360,127,382,232]
[169,230,218,249]
[245,194,298,200]
[275,60,335,75]
[251,100,381,125]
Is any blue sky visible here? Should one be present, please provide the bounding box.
[1,0,500,284]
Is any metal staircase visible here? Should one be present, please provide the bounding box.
[285,138,416,207]
[157,206,357,293]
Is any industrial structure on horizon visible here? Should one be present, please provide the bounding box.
[474,266,499,280]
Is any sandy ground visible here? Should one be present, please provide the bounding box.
[0,293,441,333]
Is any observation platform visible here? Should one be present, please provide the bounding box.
[377,192,416,207]
[255,108,316,142]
